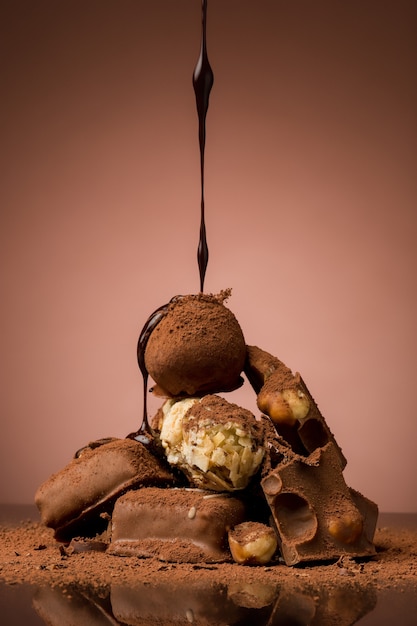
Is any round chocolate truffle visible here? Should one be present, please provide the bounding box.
[144,291,246,396]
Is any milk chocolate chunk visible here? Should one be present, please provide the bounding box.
[245,345,346,468]
[261,441,377,565]
[109,487,246,563]
[35,438,176,541]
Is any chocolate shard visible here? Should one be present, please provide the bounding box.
[245,345,346,468]
[109,487,246,563]
[35,438,176,541]
[261,441,377,565]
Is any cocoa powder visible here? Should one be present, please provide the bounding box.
[0,513,416,593]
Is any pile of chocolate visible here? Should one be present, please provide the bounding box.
[35,292,378,566]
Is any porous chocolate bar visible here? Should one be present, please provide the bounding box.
[261,441,378,565]
[245,345,346,467]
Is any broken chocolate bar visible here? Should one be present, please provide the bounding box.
[109,487,246,563]
[245,345,346,467]
[261,441,378,565]
[35,438,176,541]
[268,583,377,626]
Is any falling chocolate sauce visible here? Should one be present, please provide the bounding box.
[129,1,214,442]
[194,0,213,293]
[127,297,181,445]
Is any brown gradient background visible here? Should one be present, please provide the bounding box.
[1,0,416,511]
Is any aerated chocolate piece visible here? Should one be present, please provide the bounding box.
[261,441,378,565]
[245,345,346,467]
[109,487,246,563]
[35,438,176,541]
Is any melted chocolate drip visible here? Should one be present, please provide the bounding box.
[127,296,182,445]
[193,0,213,293]
[129,2,214,443]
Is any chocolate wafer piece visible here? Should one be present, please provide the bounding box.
[109,487,246,563]
[35,438,176,541]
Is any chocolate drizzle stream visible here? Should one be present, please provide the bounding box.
[127,296,181,446]
[194,0,213,293]
[129,1,214,443]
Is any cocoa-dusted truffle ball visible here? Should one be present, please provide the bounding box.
[145,290,246,396]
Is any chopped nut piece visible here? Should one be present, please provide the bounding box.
[155,395,264,491]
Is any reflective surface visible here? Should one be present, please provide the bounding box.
[2,577,417,626]
[1,507,417,626]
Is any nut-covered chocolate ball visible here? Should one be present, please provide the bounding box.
[154,394,265,491]
[145,290,246,396]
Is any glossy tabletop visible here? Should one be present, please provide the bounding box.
[1,506,416,626]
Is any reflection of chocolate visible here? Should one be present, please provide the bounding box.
[270,583,377,626]
[261,442,378,565]
[35,439,176,541]
[33,585,117,626]
[33,578,377,626]
[109,487,246,563]
[111,581,265,626]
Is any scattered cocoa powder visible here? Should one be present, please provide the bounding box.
[0,510,416,594]
[183,394,264,439]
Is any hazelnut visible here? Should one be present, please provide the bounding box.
[257,388,310,426]
[282,388,310,421]
[327,512,363,545]
[229,522,277,565]
[257,389,295,425]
